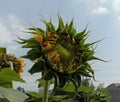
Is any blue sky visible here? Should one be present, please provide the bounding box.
[1,0,120,91]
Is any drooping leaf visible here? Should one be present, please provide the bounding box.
[0,68,25,83]
[22,47,42,61]
[28,61,45,74]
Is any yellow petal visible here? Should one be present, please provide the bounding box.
[35,32,43,43]
[17,67,24,76]
[43,42,52,51]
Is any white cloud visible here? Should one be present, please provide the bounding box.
[0,21,12,44]
[112,0,120,12]
[118,16,120,21]
[92,6,109,15]
[100,0,108,3]
[0,14,27,53]
[8,14,24,31]
[7,44,19,53]
[73,0,94,3]
[8,14,32,39]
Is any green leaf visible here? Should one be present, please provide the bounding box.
[0,68,25,83]
[78,85,91,92]
[28,91,41,98]
[37,78,53,87]
[0,86,28,102]
[50,95,68,101]
[69,76,78,92]
[63,83,75,92]
[0,79,12,88]
[37,78,45,87]
[28,61,45,74]
[22,45,43,61]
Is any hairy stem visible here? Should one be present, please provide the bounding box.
[42,80,49,102]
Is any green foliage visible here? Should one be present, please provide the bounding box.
[0,68,25,83]
[82,83,111,102]
[89,88,110,102]
[0,68,25,88]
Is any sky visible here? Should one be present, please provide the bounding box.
[1,0,120,91]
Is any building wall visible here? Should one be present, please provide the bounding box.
[109,91,120,102]
[107,84,120,102]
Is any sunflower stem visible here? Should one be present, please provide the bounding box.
[9,61,14,88]
[42,80,49,102]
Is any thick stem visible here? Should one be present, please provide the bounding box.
[42,80,49,102]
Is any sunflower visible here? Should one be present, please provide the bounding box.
[18,16,104,91]
[0,53,25,76]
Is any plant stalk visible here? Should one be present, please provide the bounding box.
[42,80,49,102]
[9,61,14,88]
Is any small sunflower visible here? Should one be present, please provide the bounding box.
[18,16,104,91]
[0,53,25,76]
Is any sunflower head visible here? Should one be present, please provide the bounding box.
[0,52,25,76]
[18,16,104,90]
